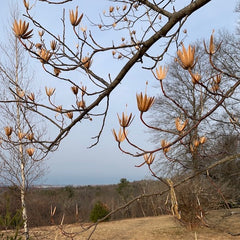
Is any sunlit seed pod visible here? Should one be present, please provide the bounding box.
[28,93,35,101]
[81,26,87,32]
[17,89,25,98]
[77,100,85,109]
[35,43,42,49]
[98,24,102,29]
[209,31,215,55]
[155,65,168,81]
[26,133,34,141]
[45,87,55,97]
[4,126,13,138]
[211,84,219,92]
[56,105,62,113]
[39,49,52,64]
[109,6,114,13]
[136,92,155,113]
[121,37,125,42]
[175,118,188,132]
[23,0,29,10]
[66,112,73,119]
[183,29,187,34]
[69,7,83,26]
[161,139,170,154]
[81,86,87,96]
[18,132,25,140]
[38,30,44,37]
[190,144,194,152]
[213,74,221,84]
[143,153,155,165]
[133,3,138,9]
[123,17,128,21]
[54,67,61,76]
[177,44,196,70]
[193,139,200,147]
[112,50,116,56]
[112,22,117,28]
[123,5,127,11]
[199,136,207,144]
[71,86,79,95]
[50,40,57,51]
[81,56,92,69]
[117,112,134,128]
[112,128,127,143]
[12,19,33,39]
[26,148,34,157]
[191,72,201,84]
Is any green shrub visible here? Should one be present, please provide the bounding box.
[0,197,23,240]
[89,201,110,223]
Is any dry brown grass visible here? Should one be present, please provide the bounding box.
[3,209,240,240]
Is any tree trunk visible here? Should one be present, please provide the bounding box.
[20,161,29,240]
[15,36,29,240]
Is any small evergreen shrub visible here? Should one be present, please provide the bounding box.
[89,201,110,223]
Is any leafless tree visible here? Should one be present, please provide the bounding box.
[0,9,48,240]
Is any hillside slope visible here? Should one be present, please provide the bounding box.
[29,209,240,240]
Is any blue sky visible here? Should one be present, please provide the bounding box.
[0,0,238,186]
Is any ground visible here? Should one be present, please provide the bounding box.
[3,208,240,239]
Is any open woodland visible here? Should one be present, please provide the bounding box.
[0,0,240,239]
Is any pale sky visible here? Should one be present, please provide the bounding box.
[0,0,238,186]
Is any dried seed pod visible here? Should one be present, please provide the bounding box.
[136,92,155,112]
[69,7,83,26]
[117,112,134,128]
[54,68,61,76]
[155,66,168,81]
[4,126,13,138]
[112,128,127,143]
[177,44,196,70]
[12,19,33,39]
[77,100,85,109]
[39,49,52,63]
[109,6,114,13]
[191,73,201,84]
[161,139,170,154]
[50,40,57,51]
[71,86,79,95]
[143,153,155,165]
[26,148,34,157]
[18,132,25,140]
[28,93,35,101]
[45,87,55,97]
[66,112,73,119]
[81,56,92,69]
[26,133,34,141]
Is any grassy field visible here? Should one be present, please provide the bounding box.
[3,208,240,239]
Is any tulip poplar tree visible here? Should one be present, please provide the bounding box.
[9,0,213,152]
[2,0,239,238]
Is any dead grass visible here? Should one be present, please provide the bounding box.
[3,209,240,240]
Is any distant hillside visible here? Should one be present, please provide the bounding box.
[0,179,168,228]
